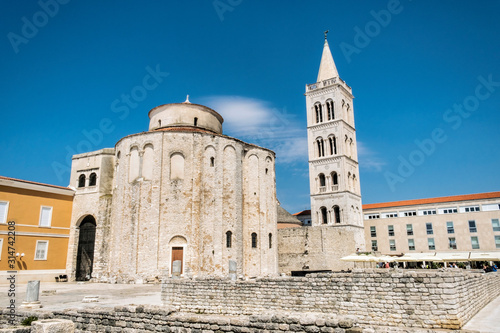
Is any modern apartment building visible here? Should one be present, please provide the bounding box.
[363,192,500,255]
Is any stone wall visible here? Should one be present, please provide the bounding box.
[278,226,361,273]
[1,306,363,333]
[161,269,500,329]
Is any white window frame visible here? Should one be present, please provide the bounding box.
[408,239,415,251]
[0,238,3,260]
[371,240,378,251]
[495,236,500,249]
[400,210,417,217]
[461,206,480,213]
[34,240,49,260]
[428,238,435,250]
[471,236,480,250]
[39,206,53,227]
[440,207,458,214]
[468,220,477,233]
[389,239,396,251]
[0,201,9,224]
[492,219,500,232]
[419,209,436,216]
[406,224,413,236]
[370,226,377,237]
[447,221,455,234]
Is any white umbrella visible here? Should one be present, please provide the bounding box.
[436,252,470,262]
[340,253,378,262]
[469,252,500,261]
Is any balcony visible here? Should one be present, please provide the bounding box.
[319,186,326,193]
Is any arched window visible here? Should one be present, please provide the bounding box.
[314,103,323,123]
[319,173,326,186]
[194,117,198,126]
[316,139,325,157]
[268,233,272,249]
[352,174,357,192]
[318,173,326,193]
[331,172,338,189]
[210,157,215,167]
[89,173,97,186]
[226,231,232,248]
[78,174,86,188]
[329,136,337,155]
[251,233,257,248]
[333,206,341,223]
[326,100,334,120]
[320,207,328,224]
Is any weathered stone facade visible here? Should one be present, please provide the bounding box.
[161,269,500,329]
[278,226,358,273]
[67,102,278,282]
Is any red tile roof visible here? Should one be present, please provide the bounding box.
[293,209,311,216]
[363,191,500,210]
[0,175,72,191]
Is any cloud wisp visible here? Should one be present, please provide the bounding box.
[357,141,386,172]
[201,96,308,164]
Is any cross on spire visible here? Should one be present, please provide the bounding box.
[324,30,329,40]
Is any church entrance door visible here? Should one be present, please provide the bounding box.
[171,247,183,274]
[76,215,96,281]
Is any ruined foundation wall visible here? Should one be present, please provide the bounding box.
[161,269,500,329]
[1,306,362,333]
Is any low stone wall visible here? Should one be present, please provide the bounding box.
[161,269,500,329]
[0,306,363,332]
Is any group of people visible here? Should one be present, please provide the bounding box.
[483,264,498,273]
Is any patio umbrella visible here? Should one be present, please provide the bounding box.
[468,252,500,261]
[436,252,470,262]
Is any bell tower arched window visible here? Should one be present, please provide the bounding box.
[320,207,328,224]
[333,206,341,223]
[314,103,323,123]
[226,231,232,248]
[329,136,337,155]
[326,99,334,120]
[318,173,326,193]
[316,138,325,157]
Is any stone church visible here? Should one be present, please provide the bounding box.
[66,99,278,283]
[66,35,364,282]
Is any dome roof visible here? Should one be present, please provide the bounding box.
[148,101,224,134]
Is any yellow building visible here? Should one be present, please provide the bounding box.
[0,176,74,283]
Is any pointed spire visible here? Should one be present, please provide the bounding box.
[316,32,339,82]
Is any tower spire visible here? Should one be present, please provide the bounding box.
[317,32,339,82]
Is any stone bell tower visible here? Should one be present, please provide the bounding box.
[305,33,365,249]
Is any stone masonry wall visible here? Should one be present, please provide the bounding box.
[161,269,500,329]
[0,306,364,333]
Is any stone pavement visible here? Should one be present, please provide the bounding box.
[463,294,500,333]
[1,281,161,311]
[1,281,499,332]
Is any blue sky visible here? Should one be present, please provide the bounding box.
[1,1,499,213]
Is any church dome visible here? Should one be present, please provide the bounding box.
[148,99,224,134]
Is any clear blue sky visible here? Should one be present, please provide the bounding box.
[1,1,499,213]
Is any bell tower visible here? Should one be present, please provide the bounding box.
[305,33,364,248]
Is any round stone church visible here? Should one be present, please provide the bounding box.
[66,99,278,283]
